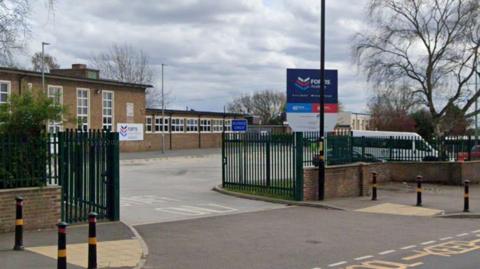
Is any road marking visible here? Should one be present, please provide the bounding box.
[401,245,416,250]
[155,204,238,216]
[354,255,373,261]
[472,230,480,234]
[456,233,469,237]
[379,250,396,255]
[328,261,347,267]
[410,262,424,267]
[420,240,436,245]
[440,236,453,241]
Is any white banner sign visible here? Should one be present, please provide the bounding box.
[117,123,144,141]
[287,113,338,134]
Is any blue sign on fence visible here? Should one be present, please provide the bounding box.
[232,119,248,132]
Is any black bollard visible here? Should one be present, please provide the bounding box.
[13,196,24,250]
[372,172,378,201]
[416,175,423,207]
[88,212,98,269]
[464,180,470,213]
[57,222,68,269]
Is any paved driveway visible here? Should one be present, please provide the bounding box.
[120,151,284,225]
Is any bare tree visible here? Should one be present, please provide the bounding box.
[354,0,480,135]
[368,86,418,131]
[90,43,166,108]
[227,90,285,125]
[31,52,59,72]
[0,0,55,66]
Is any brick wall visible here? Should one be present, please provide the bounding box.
[0,187,61,233]
[304,164,369,201]
[303,161,480,201]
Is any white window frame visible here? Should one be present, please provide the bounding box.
[171,118,185,133]
[145,116,153,133]
[200,119,212,133]
[186,118,199,133]
[102,90,115,131]
[0,80,11,105]
[47,85,64,133]
[76,88,90,131]
[155,117,170,133]
[224,119,232,132]
[212,119,224,133]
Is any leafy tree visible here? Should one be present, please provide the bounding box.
[410,109,435,141]
[0,90,64,137]
[355,0,480,135]
[31,52,60,72]
[227,90,286,125]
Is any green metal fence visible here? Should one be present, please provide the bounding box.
[222,132,304,201]
[0,130,120,223]
[58,129,120,223]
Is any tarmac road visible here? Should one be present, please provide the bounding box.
[120,151,284,225]
[136,206,480,269]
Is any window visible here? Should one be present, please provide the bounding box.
[171,118,185,132]
[102,91,114,131]
[76,88,89,131]
[224,120,232,132]
[212,120,224,132]
[145,116,153,133]
[200,119,211,132]
[186,119,198,132]
[0,80,10,104]
[47,85,63,133]
[154,117,169,133]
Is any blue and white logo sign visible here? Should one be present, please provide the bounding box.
[231,119,248,132]
[117,123,144,141]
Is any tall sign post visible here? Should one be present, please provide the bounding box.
[319,0,326,200]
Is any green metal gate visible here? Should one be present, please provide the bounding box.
[57,129,120,223]
[222,132,304,201]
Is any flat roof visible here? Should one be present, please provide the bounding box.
[0,66,153,89]
[146,108,245,117]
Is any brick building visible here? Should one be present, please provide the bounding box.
[0,64,245,152]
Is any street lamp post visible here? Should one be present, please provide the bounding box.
[318,0,326,200]
[41,42,50,92]
[161,63,166,153]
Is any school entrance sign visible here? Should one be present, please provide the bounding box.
[286,69,338,133]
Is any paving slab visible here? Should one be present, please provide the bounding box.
[0,221,141,269]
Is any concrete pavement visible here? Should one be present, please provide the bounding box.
[0,222,142,269]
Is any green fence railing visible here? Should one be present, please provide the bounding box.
[222,132,304,201]
[0,130,120,223]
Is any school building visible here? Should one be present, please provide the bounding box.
[0,64,245,152]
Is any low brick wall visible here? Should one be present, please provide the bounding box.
[0,186,61,233]
[304,164,369,201]
[303,160,480,200]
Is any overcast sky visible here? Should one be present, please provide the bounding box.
[22,0,371,113]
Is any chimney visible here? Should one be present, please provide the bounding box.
[50,64,99,80]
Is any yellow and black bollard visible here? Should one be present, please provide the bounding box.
[416,175,423,207]
[13,196,24,251]
[57,222,68,269]
[371,172,377,201]
[88,212,98,269]
[464,180,470,212]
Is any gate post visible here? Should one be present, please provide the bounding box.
[294,132,304,201]
[106,132,120,221]
[221,131,226,188]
